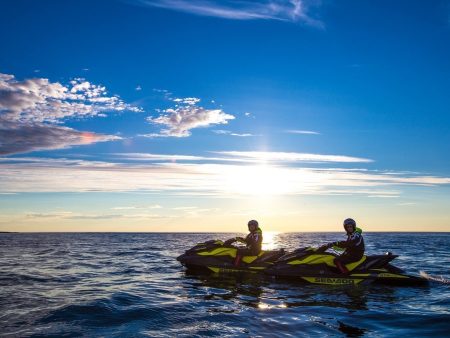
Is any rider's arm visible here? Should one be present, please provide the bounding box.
[334,232,361,248]
[235,236,246,243]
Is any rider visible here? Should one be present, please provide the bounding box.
[321,218,365,274]
[233,220,263,266]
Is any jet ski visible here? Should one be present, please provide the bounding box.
[177,239,285,274]
[265,246,428,286]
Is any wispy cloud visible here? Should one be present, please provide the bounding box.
[23,211,166,220]
[25,211,74,218]
[112,152,207,161]
[214,151,373,163]
[145,97,234,137]
[0,73,141,155]
[1,156,449,197]
[172,97,200,105]
[286,129,320,135]
[67,214,126,220]
[110,151,370,164]
[213,130,256,137]
[135,0,323,26]
[111,204,162,210]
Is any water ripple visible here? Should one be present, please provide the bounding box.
[0,232,449,337]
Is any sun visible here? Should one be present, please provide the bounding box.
[224,164,292,197]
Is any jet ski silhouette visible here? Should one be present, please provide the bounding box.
[265,246,428,286]
[177,239,285,274]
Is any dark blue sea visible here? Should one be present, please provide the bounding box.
[1,232,449,337]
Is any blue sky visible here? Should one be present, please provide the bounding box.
[1,0,450,232]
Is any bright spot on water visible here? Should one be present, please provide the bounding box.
[262,231,280,251]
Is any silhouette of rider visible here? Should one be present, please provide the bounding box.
[321,218,365,274]
[232,220,263,266]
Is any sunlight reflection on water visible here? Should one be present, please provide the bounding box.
[262,231,280,251]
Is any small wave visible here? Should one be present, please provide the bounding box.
[420,271,450,284]
[40,297,161,326]
[36,248,56,256]
[0,273,52,285]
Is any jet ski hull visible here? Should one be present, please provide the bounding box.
[265,248,428,286]
[265,268,428,286]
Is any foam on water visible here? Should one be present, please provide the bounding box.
[420,271,450,284]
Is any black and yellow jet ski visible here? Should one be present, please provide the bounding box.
[265,247,428,286]
[177,239,285,274]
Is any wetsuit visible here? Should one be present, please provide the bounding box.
[234,228,263,265]
[238,227,263,256]
[332,231,365,271]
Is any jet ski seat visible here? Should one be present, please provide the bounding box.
[345,255,367,272]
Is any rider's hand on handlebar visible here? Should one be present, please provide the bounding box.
[319,243,333,251]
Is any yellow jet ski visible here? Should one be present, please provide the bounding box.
[265,246,428,286]
[177,239,285,274]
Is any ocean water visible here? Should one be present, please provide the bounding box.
[0,232,449,337]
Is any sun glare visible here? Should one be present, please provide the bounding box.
[262,231,280,251]
[224,165,292,197]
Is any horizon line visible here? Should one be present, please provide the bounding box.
[1,231,449,234]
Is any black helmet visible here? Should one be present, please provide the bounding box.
[248,220,259,227]
[343,218,356,232]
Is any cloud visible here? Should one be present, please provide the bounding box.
[286,129,320,135]
[21,211,167,221]
[214,151,373,163]
[0,73,141,154]
[0,120,120,155]
[110,151,369,164]
[153,88,172,98]
[112,152,207,161]
[172,97,200,105]
[397,202,417,206]
[135,0,323,26]
[67,214,125,220]
[111,204,162,210]
[173,206,219,217]
[146,97,234,137]
[1,156,449,197]
[25,211,74,218]
[0,74,141,123]
[213,130,255,137]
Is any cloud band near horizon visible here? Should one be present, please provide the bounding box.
[1,155,449,197]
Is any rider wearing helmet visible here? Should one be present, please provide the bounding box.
[321,218,365,274]
[233,220,263,266]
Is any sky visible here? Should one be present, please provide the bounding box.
[0,0,450,232]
